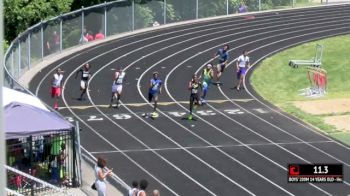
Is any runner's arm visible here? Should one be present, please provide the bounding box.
[188,81,192,90]
[75,69,81,79]
[159,85,162,94]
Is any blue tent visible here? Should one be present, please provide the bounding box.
[4,102,73,139]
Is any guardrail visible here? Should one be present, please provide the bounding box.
[5,165,72,196]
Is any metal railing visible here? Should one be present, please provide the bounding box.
[3,0,331,89]
[6,128,81,191]
[5,165,73,196]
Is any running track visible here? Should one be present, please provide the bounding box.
[30,4,350,196]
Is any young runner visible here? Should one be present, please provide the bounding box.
[200,63,214,103]
[148,72,162,118]
[188,74,202,120]
[236,50,250,90]
[109,67,126,108]
[75,63,92,100]
[51,68,64,110]
[213,44,229,83]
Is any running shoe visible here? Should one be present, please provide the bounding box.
[188,115,193,120]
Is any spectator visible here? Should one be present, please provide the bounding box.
[151,189,160,196]
[128,180,139,196]
[34,136,44,162]
[46,31,60,54]
[85,31,94,42]
[50,156,59,184]
[59,143,67,180]
[137,179,148,196]
[153,21,160,27]
[95,157,112,196]
[95,29,105,40]
[80,34,88,43]
[237,2,248,13]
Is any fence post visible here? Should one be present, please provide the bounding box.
[40,21,44,60]
[11,50,14,76]
[60,15,63,52]
[72,128,77,187]
[28,135,34,196]
[132,0,135,31]
[81,7,85,44]
[28,33,31,69]
[259,0,262,11]
[75,121,82,186]
[163,0,167,24]
[196,0,199,19]
[18,41,21,79]
[226,0,229,15]
[105,2,108,37]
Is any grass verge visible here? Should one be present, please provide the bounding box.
[250,34,350,145]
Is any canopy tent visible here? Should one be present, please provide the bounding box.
[2,87,49,111]
[4,102,73,139]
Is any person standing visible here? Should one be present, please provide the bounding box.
[109,67,126,109]
[137,179,148,196]
[95,29,105,40]
[148,72,162,118]
[200,63,214,103]
[236,50,250,90]
[213,44,229,83]
[75,63,92,101]
[128,180,139,196]
[188,74,202,120]
[95,157,113,196]
[237,2,248,13]
[51,68,64,110]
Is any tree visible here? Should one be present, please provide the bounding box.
[4,0,73,42]
[71,0,115,10]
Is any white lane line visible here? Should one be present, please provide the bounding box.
[76,9,347,196]
[163,29,350,195]
[35,7,303,96]
[34,6,348,196]
[35,6,347,96]
[138,18,350,196]
[129,12,350,196]
[89,140,334,154]
[61,92,180,196]
[85,93,218,196]
[54,13,338,195]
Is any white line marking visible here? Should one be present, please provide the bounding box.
[36,6,348,97]
[162,27,350,195]
[132,14,350,196]
[89,140,334,154]
[36,7,350,195]
[139,18,350,196]
[62,92,180,195]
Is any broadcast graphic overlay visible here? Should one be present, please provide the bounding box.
[288,164,343,183]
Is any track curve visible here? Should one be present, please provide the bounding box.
[31,4,350,196]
